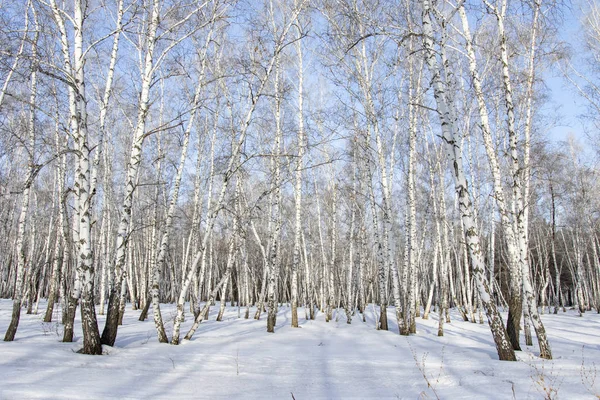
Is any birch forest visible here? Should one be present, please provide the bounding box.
[1,0,599,362]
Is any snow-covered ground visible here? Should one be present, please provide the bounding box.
[1,300,599,399]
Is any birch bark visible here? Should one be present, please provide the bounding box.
[291,14,306,328]
[102,0,161,347]
[72,0,102,355]
[149,23,215,343]
[421,0,516,360]
[171,3,305,342]
[266,48,283,333]
[458,4,523,348]
[43,124,66,322]
[4,5,38,341]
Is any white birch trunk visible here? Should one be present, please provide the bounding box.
[485,0,551,358]
[291,16,305,328]
[4,80,36,341]
[328,174,337,323]
[267,49,283,333]
[353,32,396,332]
[405,47,420,334]
[171,6,304,341]
[458,4,524,349]
[72,0,103,355]
[149,26,214,343]
[345,153,357,324]
[4,5,39,341]
[44,140,65,323]
[422,0,516,360]
[102,0,161,347]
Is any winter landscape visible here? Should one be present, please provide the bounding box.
[2,0,600,399]
[1,301,600,399]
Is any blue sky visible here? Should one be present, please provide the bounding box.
[545,0,595,149]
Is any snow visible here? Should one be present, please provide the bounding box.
[1,300,600,399]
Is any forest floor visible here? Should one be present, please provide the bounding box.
[1,300,599,399]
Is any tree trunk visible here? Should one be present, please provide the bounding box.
[102,0,161,347]
[422,0,516,360]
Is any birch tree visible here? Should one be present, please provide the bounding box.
[4,2,38,342]
[456,0,551,358]
[266,6,284,332]
[171,0,307,344]
[36,0,105,353]
[421,0,516,361]
[102,0,211,346]
[290,9,307,329]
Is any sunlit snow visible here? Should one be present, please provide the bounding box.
[1,300,599,399]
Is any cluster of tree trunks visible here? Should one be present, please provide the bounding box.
[1,0,599,361]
